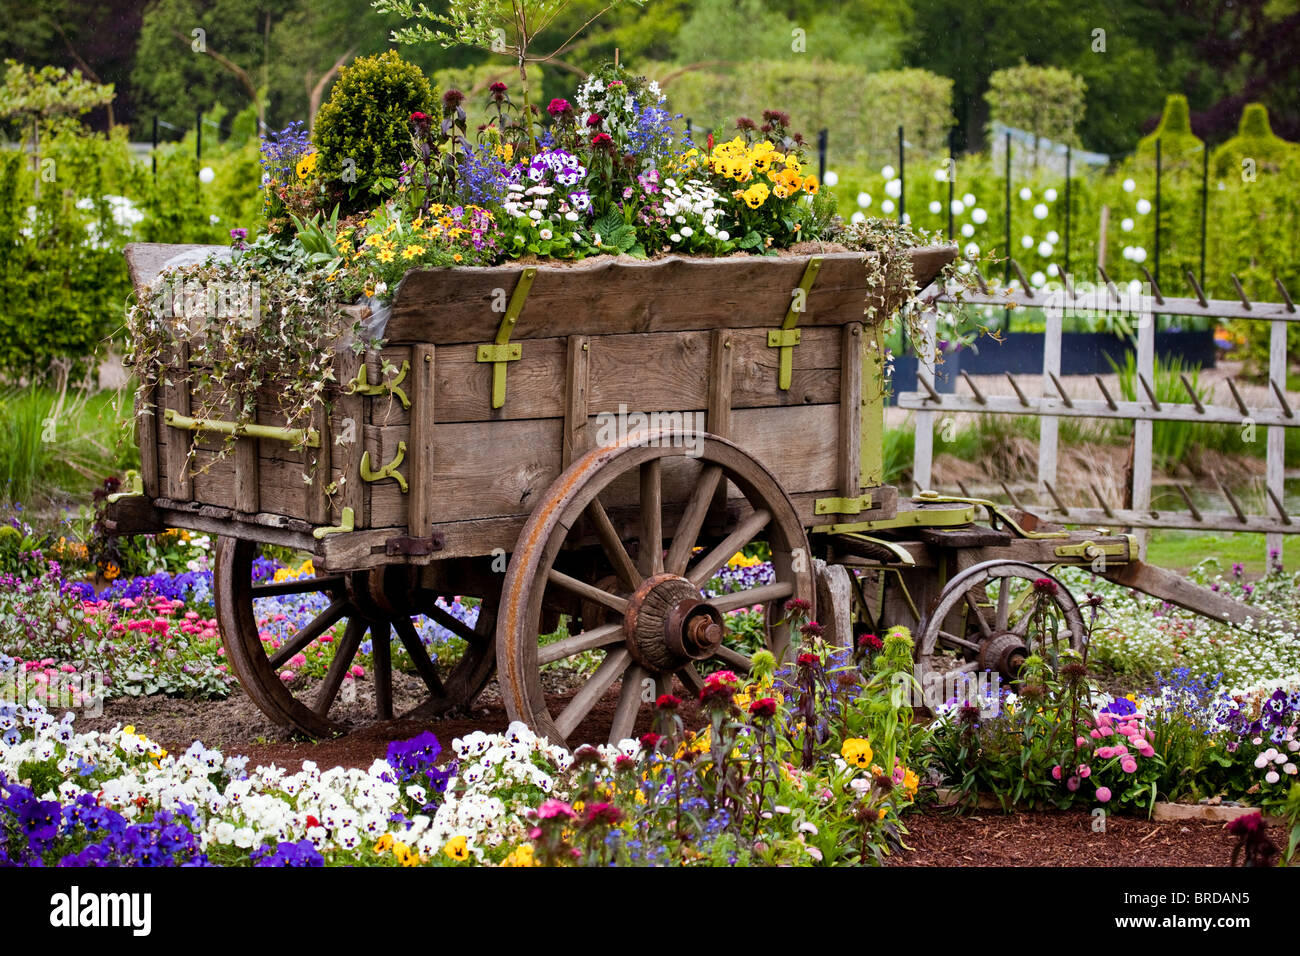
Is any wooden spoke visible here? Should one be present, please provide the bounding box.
[609,664,648,744]
[995,577,1012,631]
[654,671,674,701]
[267,599,349,669]
[537,622,624,665]
[964,592,993,639]
[675,664,705,697]
[708,580,793,613]
[371,623,393,720]
[313,617,364,717]
[638,459,664,576]
[665,464,724,575]
[251,575,345,598]
[585,497,641,591]
[555,648,632,740]
[393,615,446,698]
[425,600,487,644]
[547,568,629,615]
[938,629,982,652]
[688,508,771,588]
[712,644,753,673]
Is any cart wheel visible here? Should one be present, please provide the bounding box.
[915,560,1085,703]
[215,538,496,738]
[497,430,814,747]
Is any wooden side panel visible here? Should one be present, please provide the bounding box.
[407,344,437,537]
[838,322,864,497]
[729,326,842,408]
[563,336,590,468]
[161,341,191,501]
[332,350,367,529]
[587,332,711,413]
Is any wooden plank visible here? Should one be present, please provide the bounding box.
[911,310,937,493]
[407,344,437,538]
[333,350,367,529]
[1029,506,1298,535]
[562,335,590,469]
[707,329,734,439]
[838,322,864,497]
[136,378,161,499]
[587,331,710,412]
[894,392,1300,428]
[730,326,841,408]
[1266,317,1288,566]
[1103,560,1295,631]
[933,287,1300,324]
[385,247,956,344]
[234,429,260,514]
[161,340,192,501]
[307,401,331,526]
[1132,304,1155,559]
[1037,292,1062,500]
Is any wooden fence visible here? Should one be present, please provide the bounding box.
[900,263,1298,562]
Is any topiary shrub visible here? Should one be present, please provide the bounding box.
[313,51,436,214]
[1135,94,1203,167]
[1211,103,1300,180]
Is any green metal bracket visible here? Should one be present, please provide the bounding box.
[313,506,355,540]
[477,267,536,409]
[164,409,320,448]
[345,359,410,408]
[106,469,143,504]
[360,440,408,493]
[1053,538,1134,563]
[767,256,822,390]
[836,532,917,567]
[811,502,975,536]
[814,492,874,516]
[912,490,1070,540]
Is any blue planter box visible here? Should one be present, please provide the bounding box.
[958,330,1217,377]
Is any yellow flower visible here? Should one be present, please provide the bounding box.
[772,185,791,200]
[877,807,888,821]
[502,844,535,867]
[394,841,421,866]
[374,834,395,854]
[442,835,470,862]
[103,561,120,580]
[377,249,395,264]
[841,738,874,768]
[401,244,425,259]
[452,253,463,263]
[903,767,919,796]
[727,551,761,569]
[742,182,770,209]
[802,175,819,194]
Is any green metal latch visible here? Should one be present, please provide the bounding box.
[1054,538,1134,563]
[360,440,408,493]
[767,256,822,390]
[477,267,536,409]
[814,492,874,516]
[912,490,1070,540]
[345,359,410,408]
[106,469,143,504]
[313,506,355,540]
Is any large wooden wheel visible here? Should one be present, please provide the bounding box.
[215,538,496,737]
[497,429,815,747]
[915,560,1085,705]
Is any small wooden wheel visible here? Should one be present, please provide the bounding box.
[215,538,496,737]
[497,429,814,747]
[915,560,1085,701]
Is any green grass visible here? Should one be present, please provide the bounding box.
[0,385,137,508]
[1143,529,1300,576]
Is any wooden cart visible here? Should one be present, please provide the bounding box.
[109,243,1268,745]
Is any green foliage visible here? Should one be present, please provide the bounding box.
[0,59,113,128]
[662,62,953,164]
[313,51,436,214]
[1135,94,1204,166]
[984,61,1086,152]
[1111,353,1212,472]
[1210,103,1300,180]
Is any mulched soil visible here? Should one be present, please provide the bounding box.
[888,806,1268,867]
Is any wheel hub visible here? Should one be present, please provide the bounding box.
[978,631,1030,681]
[623,573,725,671]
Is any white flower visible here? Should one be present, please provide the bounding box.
[564,211,579,222]
[539,228,553,240]
[528,209,543,220]
[669,233,681,243]
[1266,770,1281,784]
[680,226,693,237]
[716,230,729,241]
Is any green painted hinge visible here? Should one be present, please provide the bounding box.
[360,440,408,492]
[106,469,144,504]
[313,506,355,540]
[814,491,874,516]
[767,256,822,391]
[345,359,410,408]
[477,267,537,409]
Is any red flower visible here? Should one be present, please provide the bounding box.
[749,697,778,718]
[1226,811,1264,836]
[442,89,465,109]
[409,111,429,125]
[547,98,572,116]
[704,669,739,687]
[784,597,811,614]
[706,132,714,152]
[305,815,321,829]
[583,802,624,827]
[1033,577,1059,596]
[590,132,614,149]
[858,632,883,652]
[489,82,508,94]
[797,652,819,668]
[586,113,602,127]
[639,731,662,751]
[655,694,680,710]
[800,621,824,640]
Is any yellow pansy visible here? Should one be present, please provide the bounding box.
[374,834,394,854]
[502,844,535,867]
[742,183,770,209]
[841,738,874,768]
[442,835,470,862]
[295,151,318,180]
